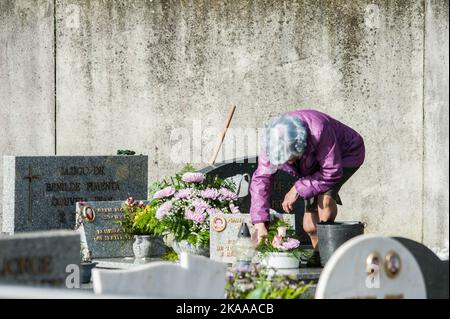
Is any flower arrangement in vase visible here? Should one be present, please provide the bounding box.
[149,164,240,257]
[119,197,166,259]
[257,218,309,270]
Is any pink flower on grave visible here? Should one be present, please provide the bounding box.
[281,238,300,251]
[126,196,134,206]
[137,201,145,208]
[277,226,288,237]
[272,235,283,250]
[219,188,238,201]
[156,201,173,220]
[174,188,193,199]
[192,198,211,214]
[184,208,206,224]
[153,186,176,199]
[229,203,240,214]
[181,172,205,183]
[200,188,220,200]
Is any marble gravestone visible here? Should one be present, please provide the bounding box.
[76,200,158,259]
[200,156,310,243]
[210,211,296,264]
[92,253,227,298]
[2,156,148,234]
[315,235,428,299]
[0,230,80,287]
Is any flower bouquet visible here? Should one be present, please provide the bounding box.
[257,218,309,270]
[119,197,166,259]
[149,165,240,257]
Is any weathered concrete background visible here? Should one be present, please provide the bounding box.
[0,0,55,227]
[423,0,449,253]
[1,0,448,250]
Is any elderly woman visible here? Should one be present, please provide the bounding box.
[250,109,365,266]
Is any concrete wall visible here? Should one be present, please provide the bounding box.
[0,0,55,227]
[1,0,448,248]
[423,0,449,252]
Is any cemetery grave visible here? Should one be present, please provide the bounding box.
[0,156,447,299]
[0,230,80,287]
[2,156,148,234]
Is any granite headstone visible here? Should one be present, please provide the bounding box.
[75,200,150,259]
[200,156,309,243]
[2,156,148,233]
[393,237,449,299]
[0,230,80,287]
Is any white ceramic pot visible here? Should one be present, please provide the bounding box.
[261,252,300,269]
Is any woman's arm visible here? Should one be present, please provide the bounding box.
[249,150,277,224]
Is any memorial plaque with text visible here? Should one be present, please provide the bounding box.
[0,230,80,287]
[76,200,150,258]
[2,156,148,233]
[210,212,296,264]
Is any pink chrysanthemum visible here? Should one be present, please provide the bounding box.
[184,208,206,224]
[174,188,193,199]
[192,198,211,214]
[219,188,238,201]
[155,201,173,220]
[153,186,176,199]
[281,238,300,251]
[200,188,220,200]
[181,172,205,183]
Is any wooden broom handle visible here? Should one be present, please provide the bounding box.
[209,105,236,165]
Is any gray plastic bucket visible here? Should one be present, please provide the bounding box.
[317,221,365,267]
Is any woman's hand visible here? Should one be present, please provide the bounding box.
[282,185,299,213]
[252,223,268,245]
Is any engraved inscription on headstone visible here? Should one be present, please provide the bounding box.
[76,200,150,258]
[0,230,80,287]
[2,156,148,233]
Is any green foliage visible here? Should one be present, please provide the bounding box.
[118,202,164,236]
[161,247,179,262]
[226,265,314,299]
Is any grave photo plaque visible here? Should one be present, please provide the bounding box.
[76,200,150,259]
[2,156,148,234]
[209,211,296,263]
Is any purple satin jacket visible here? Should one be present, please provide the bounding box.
[250,109,365,224]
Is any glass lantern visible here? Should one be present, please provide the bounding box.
[233,222,256,270]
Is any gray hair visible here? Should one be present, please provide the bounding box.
[261,114,308,165]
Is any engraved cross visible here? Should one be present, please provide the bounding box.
[23,165,40,223]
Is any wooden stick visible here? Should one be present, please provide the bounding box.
[209,105,236,165]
